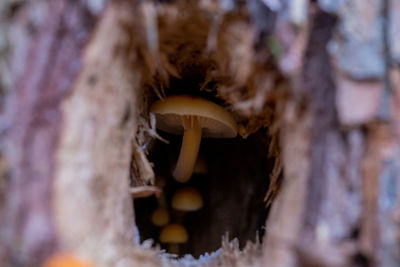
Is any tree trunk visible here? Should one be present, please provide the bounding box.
[0,0,399,266]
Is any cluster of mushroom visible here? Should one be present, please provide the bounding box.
[151,179,203,254]
[149,95,238,254]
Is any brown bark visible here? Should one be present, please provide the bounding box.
[1,0,95,265]
[263,1,400,267]
[1,0,400,267]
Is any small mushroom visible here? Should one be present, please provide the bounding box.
[172,187,203,211]
[150,95,237,182]
[151,208,170,227]
[159,223,188,254]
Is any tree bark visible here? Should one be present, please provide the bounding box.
[1,0,96,265]
[0,0,399,267]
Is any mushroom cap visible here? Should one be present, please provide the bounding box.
[151,208,170,227]
[150,95,237,138]
[159,223,188,243]
[172,187,203,211]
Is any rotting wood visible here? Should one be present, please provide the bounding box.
[53,1,158,266]
[1,0,400,266]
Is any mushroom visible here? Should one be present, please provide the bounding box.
[172,187,203,211]
[159,223,188,254]
[151,208,170,227]
[150,95,237,182]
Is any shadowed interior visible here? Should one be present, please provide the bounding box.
[134,130,272,257]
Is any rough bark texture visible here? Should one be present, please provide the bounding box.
[263,1,400,267]
[0,0,400,267]
[1,0,95,265]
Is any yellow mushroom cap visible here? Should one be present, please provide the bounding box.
[159,223,188,243]
[172,187,203,211]
[151,208,170,227]
[150,95,238,138]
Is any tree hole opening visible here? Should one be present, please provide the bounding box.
[134,129,273,257]
[130,0,284,260]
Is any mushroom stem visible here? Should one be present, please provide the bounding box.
[173,116,202,182]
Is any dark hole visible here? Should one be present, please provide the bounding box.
[134,24,275,255]
[134,130,273,257]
